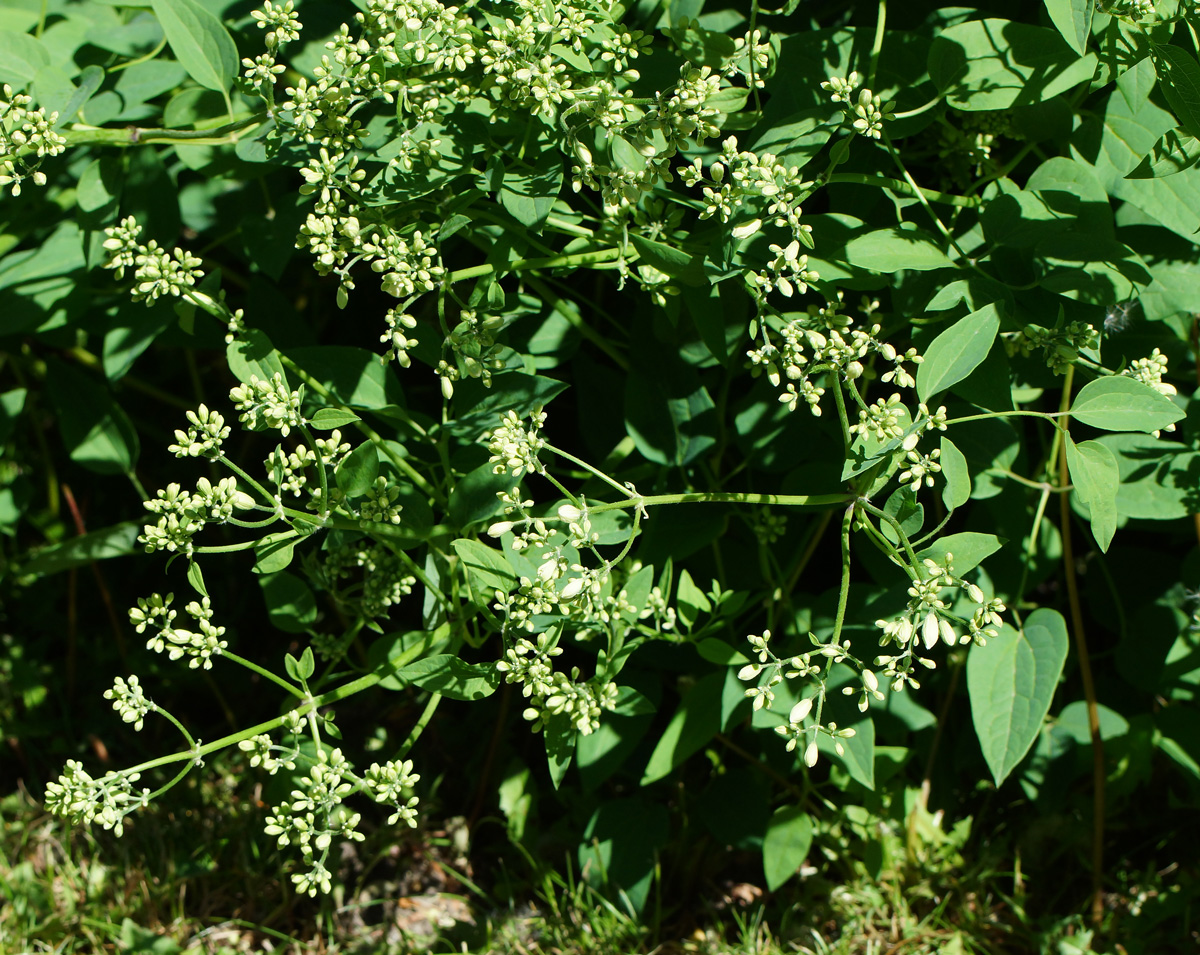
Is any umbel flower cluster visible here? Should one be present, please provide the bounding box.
[0,84,66,196]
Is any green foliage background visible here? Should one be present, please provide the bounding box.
[1,0,1199,950]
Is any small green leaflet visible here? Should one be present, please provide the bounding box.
[1069,376,1183,433]
[151,0,238,95]
[917,531,1003,575]
[762,805,813,891]
[285,646,316,682]
[1152,44,1200,142]
[916,303,1001,403]
[939,436,971,511]
[1065,436,1119,552]
[310,407,361,429]
[967,611,1069,785]
[186,560,208,597]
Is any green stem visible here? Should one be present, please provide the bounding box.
[223,650,308,699]
[588,491,851,515]
[217,454,275,504]
[61,114,265,148]
[395,692,442,759]
[156,706,195,748]
[831,375,853,454]
[107,37,168,74]
[831,504,855,644]
[194,529,297,555]
[947,409,1064,426]
[542,443,631,499]
[857,499,920,571]
[447,247,621,284]
[867,0,887,90]
[826,173,977,207]
[298,422,330,520]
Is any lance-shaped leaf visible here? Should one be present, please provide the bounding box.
[1153,44,1200,141]
[967,611,1069,785]
[1065,436,1119,552]
[916,303,1001,403]
[1126,128,1200,179]
[151,0,238,94]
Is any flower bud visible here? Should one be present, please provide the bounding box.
[559,577,584,600]
[804,741,819,767]
[789,697,813,723]
[922,612,939,650]
[738,663,762,680]
[487,521,514,538]
[557,504,582,521]
[939,618,957,646]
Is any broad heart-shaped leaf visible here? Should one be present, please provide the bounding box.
[940,436,971,510]
[1069,376,1183,432]
[395,654,500,700]
[1044,0,1094,56]
[150,0,238,94]
[1152,44,1200,142]
[641,670,725,784]
[1126,128,1200,179]
[310,407,361,429]
[967,610,1069,786]
[1065,436,1119,552]
[762,805,813,892]
[451,539,519,596]
[916,303,1001,403]
[928,19,1096,111]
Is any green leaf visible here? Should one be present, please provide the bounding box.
[916,303,1002,403]
[446,462,513,528]
[499,158,563,231]
[260,571,317,633]
[1152,44,1200,141]
[253,532,296,574]
[628,234,707,287]
[335,442,379,499]
[917,532,1003,575]
[641,670,725,784]
[695,637,750,667]
[1126,129,1200,179]
[186,560,207,597]
[1069,376,1183,432]
[967,610,1069,785]
[309,407,362,429]
[1065,436,1119,552]
[150,0,237,94]
[928,19,1096,111]
[762,805,813,891]
[1093,433,1194,520]
[818,713,875,790]
[1044,0,1094,56]
[44,360,139,476]
[286,346,405,411]
[227,329,285,386]
[842,226,953,273]
[396,654,500,700]
[675,569,712,630]
[625,374,716,467]
[451,538,519,595]
[0,29,51,87]
[545,712,576,790]
[940,437,971,511]
[21,522,140,577]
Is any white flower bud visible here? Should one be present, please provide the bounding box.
[557,504,582,521]
[487,521,514,538]
[559,577,584,600]
[863,670,878,692]
[804,741,819,767]
[737,663,762,680]
[232,491,256,510]
[731,218,762,240]
[966,583,984,603]
[922,612,939,650]
[537,558,558,582]
[940,618,957,646]
[789,697,813,723]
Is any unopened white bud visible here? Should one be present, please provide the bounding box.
[557,504,582,521]
[559,577,584,600]
[939,618,956,646]
[804,741,819,767]
[922,612,939,650]
[487,521,514,538]
[790,697,813,723]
